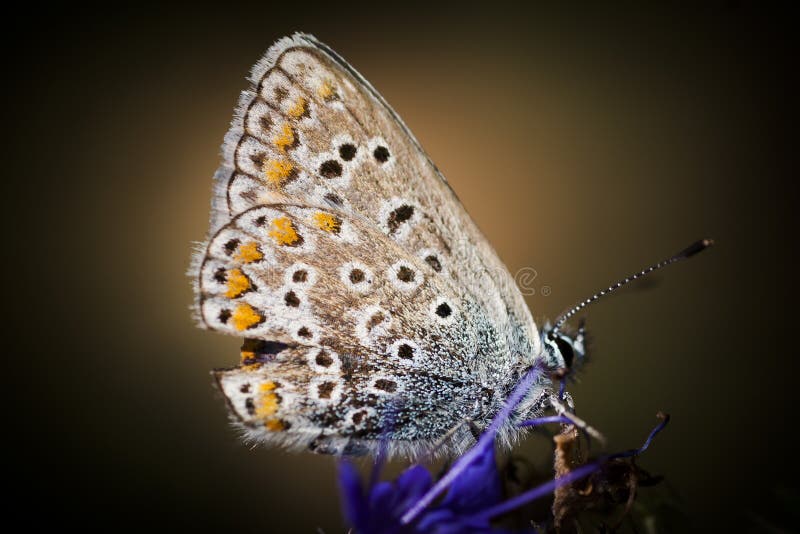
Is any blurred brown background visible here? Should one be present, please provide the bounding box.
[6,3,794,532]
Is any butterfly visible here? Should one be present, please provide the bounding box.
[191,33,707,459]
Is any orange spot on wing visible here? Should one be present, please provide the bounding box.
[225,268,250,298]
[317,80,335,100]
[234,242,263,263]
[263,158,294,186]
[257,381,280,418]
[287,96,307,118]
[231,303,263,331]
[257,397,278,417]
[268,217,301,246]
[265,419,285,432]
[259,381,277,392]
[273,122,295,151]
[312,212,342,234]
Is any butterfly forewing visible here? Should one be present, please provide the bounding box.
[194,34,540,456]
[200,204,474,366]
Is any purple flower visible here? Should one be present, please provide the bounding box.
[339,462,433,534]
[338,438,513,534]
[338,366,670,533]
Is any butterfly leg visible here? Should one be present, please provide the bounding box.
[467,419,482,440]
[421,417,477,461]
[547,393,606,445]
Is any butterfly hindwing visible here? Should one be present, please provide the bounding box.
[214,343,483,457]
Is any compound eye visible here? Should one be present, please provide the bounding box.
[554,336,575,368]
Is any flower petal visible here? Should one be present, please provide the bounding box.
[338,460,368,529]
[440,442,502,512]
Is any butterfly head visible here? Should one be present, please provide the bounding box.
[541,320,586,375]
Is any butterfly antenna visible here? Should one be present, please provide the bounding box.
[551,238,714,335]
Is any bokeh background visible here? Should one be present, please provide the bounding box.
[7,3,794,532]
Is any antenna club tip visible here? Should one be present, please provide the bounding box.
[679,238,714,258]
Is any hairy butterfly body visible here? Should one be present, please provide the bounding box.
[191,33,578,458]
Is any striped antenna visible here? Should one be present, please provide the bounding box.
[550,238,714,335]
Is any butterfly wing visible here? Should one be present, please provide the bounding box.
[193,34,541,456]
[201,204,488,455]
[214,346,484,458]
[199,204,477,364]
[206,33,540,364]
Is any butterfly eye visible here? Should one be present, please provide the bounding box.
[553,336,575,368]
